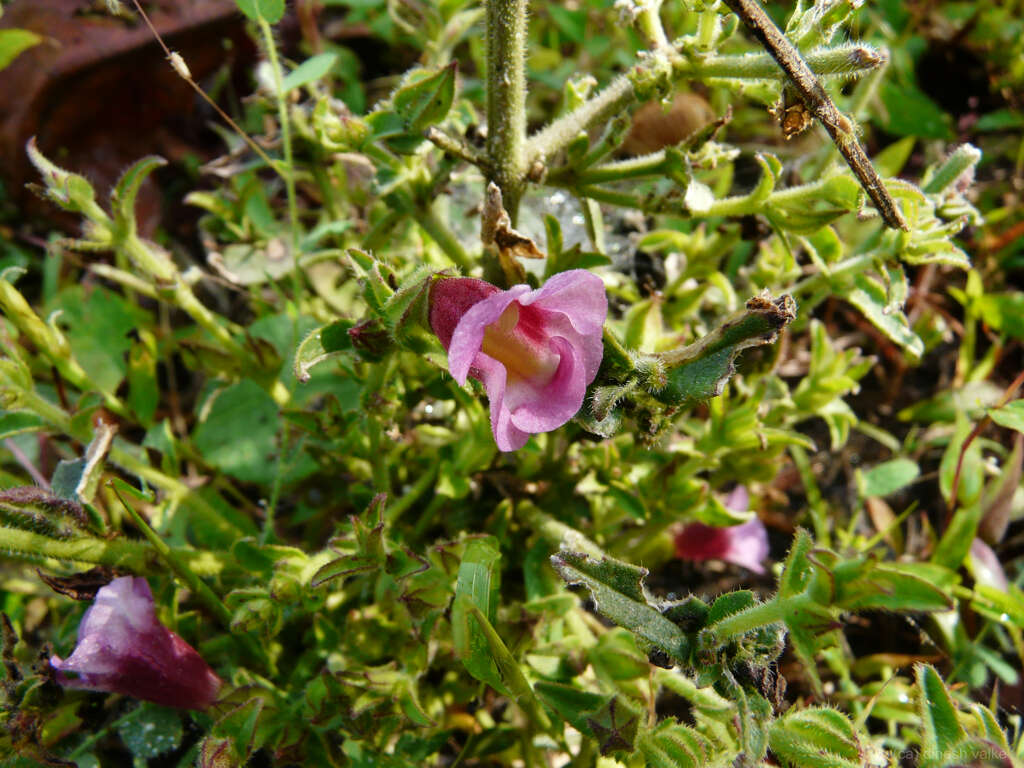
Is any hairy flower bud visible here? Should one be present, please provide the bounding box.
[429,270,607,451]
[50,577,221,710]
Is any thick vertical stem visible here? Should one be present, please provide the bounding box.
[486,0,530,221]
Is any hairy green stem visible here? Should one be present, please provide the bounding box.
[385,465,439,523]
[485,0,530,220]
[116,490,233,629]
[527,45,884,171]
[704,593,811,642]
[0,526,150,570]
[257,16,301,254]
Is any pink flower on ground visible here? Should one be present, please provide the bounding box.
[674,487,769,574]
[50,577,221,710]
[429,270,607,451]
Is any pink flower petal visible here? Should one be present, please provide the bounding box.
[430,271,607,451]
[50,577,221,710]
[674,516,769,575]
[447,285,530,385]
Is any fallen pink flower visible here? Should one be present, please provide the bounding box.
[429,270,607,451]
[674,488,769,573]
[50,576,221,710]
[674,518,769,574]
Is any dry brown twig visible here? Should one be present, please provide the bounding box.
[722,0,909,231]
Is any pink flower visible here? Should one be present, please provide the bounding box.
[429,270,607,451]
[50,577,221,710]
[673,487,769,574]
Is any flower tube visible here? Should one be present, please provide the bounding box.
[50,577,221,710]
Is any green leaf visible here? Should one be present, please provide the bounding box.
[845,273,923,361]
[932,501,983,572]
[916,664,966,767]
[51,418,116,505]
[551,550,691,665]
[654,294,797,407]
[48,286,141,391]
[534,681,613,738]
[293,320,353,382]
[939,416,983,507]
[116,702,183,761]
[393,63,457,132]
[192,380,280,484]
[282,52,339,92]
[636,720,712,767]
[311,497,387,586]
[111,156,167,237]
[0,29,43,71]
[877,80,954,140]
[831,561,953,613]
[0,412,44,440]
[857,458,919,498]
[769,707,862,768]
[452,538,507,694]
[990,400,1024,433]
[235,0,285,23]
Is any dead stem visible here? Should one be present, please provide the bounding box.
[721,0,909,231]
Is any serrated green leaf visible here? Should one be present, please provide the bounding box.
[655,294,796,407]
[551,551,690,664]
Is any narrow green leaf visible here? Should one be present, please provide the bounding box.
[452,539,507,694]
[281,52,339,92]
[916,664,966,766]
[845,273,923,361]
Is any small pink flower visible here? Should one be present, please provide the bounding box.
[674,487,769,574]
[429,270,607,451]
[50,577,221,710]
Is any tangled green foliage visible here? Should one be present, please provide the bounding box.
[1,0,1024,765]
